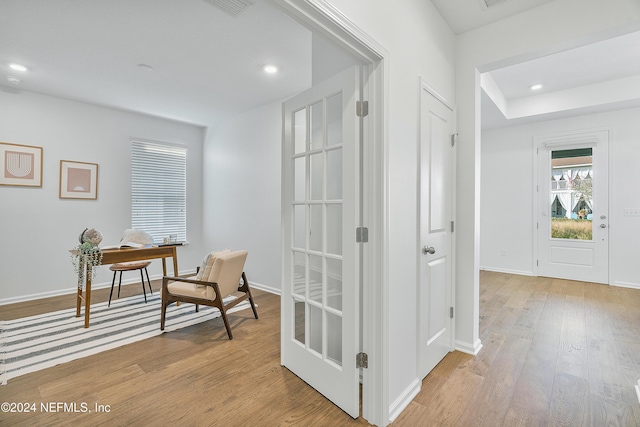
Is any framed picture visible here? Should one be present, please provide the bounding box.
[59,160,98,199]
[0,142,43,187]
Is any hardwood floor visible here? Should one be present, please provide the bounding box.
[0,282,369,426]
[1,272,639,426]
[393,271,640,427]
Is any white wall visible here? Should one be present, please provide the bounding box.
[481,106,640,288]
[202,101,283,293]
[480,125,535,275]
[456,0,640,355]
[319,0,456,419]
[0,89,204,303]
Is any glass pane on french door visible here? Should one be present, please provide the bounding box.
[291,92,344,366]
[549,148,593,240]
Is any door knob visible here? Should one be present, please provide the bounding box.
[600,224,607,228]
[422,246,436,255]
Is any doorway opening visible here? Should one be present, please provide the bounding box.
[273,1,387,425]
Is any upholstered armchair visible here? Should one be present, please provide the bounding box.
[160,249,258,339]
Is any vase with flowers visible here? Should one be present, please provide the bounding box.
[71,228,104,288]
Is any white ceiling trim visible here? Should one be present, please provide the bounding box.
[482,73,640,121]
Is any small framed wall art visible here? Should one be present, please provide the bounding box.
[0,142,43,187]
[59,160,98,199]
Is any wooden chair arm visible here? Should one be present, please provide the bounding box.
[162,276,217,288]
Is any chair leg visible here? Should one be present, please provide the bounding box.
[219,307,233,340]
[248,294,259,319]
[117,272,123,298]
[240,272,258,319]
[140,269,147,303]
[160,300,167,330]
[108,271,117,307]
[144,268,152,294]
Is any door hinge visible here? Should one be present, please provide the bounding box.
[537,260,539,267]
[356,352,368,368]
[356,227,369,243]
[356,100,369,117]
[451,221,455,233]
[450,307,454,318]
[451,133,458,147]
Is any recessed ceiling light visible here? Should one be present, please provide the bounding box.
[263,65,278,74]
[530,84,543,91]
[7,76,22,84]
[9,63,27,72]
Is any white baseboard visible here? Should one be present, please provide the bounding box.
[388,378,421,422]
[0,287,82,306]
[249,281,281,295]
[455,338,483,356]
[0,268,195,306]
[613,281,640,290]
[0,270,279,306]
[480,266,534,276]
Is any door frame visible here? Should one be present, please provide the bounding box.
[416,78,457,378]
[532,127,612,284]
[270,0,389,425]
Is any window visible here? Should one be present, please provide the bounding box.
[131,140,187,243]
[549,147,593,240]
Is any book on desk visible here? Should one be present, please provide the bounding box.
[101,242,186,250]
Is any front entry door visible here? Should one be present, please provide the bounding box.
[418,83,455,379]
[281,67,360,417]
[536,130,609,284]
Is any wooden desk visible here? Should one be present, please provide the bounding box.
[76,245,179,328]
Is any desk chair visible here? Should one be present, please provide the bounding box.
[160,250,258,339]
[108,261,153,306]
[107,228,155,306]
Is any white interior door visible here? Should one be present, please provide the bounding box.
[418,83,455,379]
[536,130,609,284]
[281,67,360,418]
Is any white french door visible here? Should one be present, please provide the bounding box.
[418,83,455,379]
[281,67,360,418]
[536,130,609,284]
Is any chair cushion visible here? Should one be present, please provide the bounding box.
[167,276,216,300]
[110,261,152,271]
[195,249,230,281]
[206,250,248,296]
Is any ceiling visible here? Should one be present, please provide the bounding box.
[481,30,640,129]
[430,0,556,35]
[0,0,313,127]
[2,0,639,131]
[431,0,640,130]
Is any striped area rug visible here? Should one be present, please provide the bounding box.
[0,293,251,385]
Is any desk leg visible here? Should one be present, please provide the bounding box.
[84,265,92,328]
[171,247,180,306]
[172,247,179,276]
[76,285,82,317]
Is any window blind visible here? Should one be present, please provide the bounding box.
[131,140,187,243]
